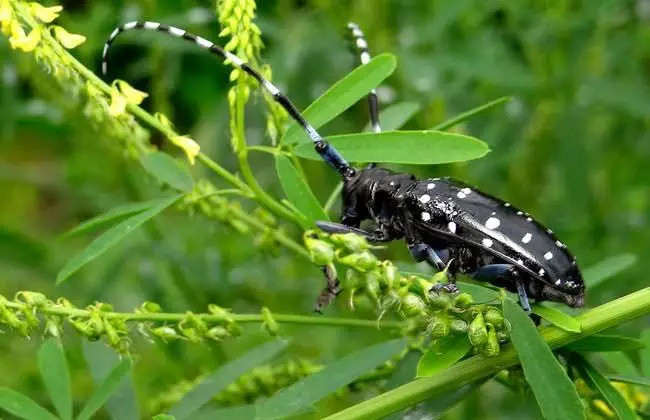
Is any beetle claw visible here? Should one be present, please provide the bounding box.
[429,282,459,295]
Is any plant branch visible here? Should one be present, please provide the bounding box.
[324,287,650,420]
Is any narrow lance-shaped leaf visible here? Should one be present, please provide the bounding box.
[363,101,420,132]
[275,155,328,228]
[38,338,72,420]
[141,151,194,192]
[63,200,163,237]
[607,375,650,388]
[0,388,58,420]
[503,298,585,420]
[641,330,650,377]
[294,130,489,165]
[573,354,637,420]
[284,54,397,144]
[532,303,581,333]
[170,340,288,419]
[417,335,471,377]
[77,359,133,420]
[255,338,407,419]
[582,253,637,288]
[565,334,645,352]
[432,97,511,131]
[56,194,182,284]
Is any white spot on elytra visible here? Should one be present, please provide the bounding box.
[555,279,561,285]
[421,212,431,221]
[546,228,553,234]
[485,217,500,229]
[482,238,493,247]
[427,183,435,190]
[555,240,565,248]
[461,187,471,194]
[526,217,533,222]
[522,233,532,243]
[539,268,545,276]
[419,194,431,204]
[390,181,395,186]
[504,202,511,207]
[517,258,524,265]
[457,191,466,199]
[517,211,523,215]
[544,251,553,260]
[448,222,457,233]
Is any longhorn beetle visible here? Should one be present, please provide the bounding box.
[102,21,585,313]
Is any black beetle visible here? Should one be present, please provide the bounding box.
[102,21,585,313]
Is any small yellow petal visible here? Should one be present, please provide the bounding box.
[29,3,62,23]
[53,26,85,49]
[171,135,200,165]
[0,0,12,24]
[108,88,127,116]
[9,24,40,52]
[115,80,148,105]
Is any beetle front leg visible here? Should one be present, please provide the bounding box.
[315,221,392,242]
[408,243,458,293]
[471,264,532,313]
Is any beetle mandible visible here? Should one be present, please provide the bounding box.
[102,21,585,313]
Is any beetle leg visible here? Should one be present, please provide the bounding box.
[314,264,342,313]
[515,278,532,314]
[408,243,458,293]
[470,264,532,313]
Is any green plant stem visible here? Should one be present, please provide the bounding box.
[2,300,403,330]
[324,287,650,420]
[324,182,344,213]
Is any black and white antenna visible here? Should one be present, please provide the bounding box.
[102,21,355,179]
[347,22,381,135]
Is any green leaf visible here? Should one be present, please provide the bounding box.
[607,375,650,388]
[194,405,256,420]
[574,354,637,420]
[141,151,194,192]
[532,304,581,333]
[256,338,407,419]
[56,194,182,284]
[583,253,637,288]
[284,54,397,144]
[38,338,72,420]
[363,101,420,132]
[153,415,176,420]
[600,352,639,376]
[170,340,288,419]
[457,280,500,302]
[294,130,489,165]
[0,388,58,420]
[77,359,132,420]
[432,97,511,131]
[503,298,585,420]
[275,155,328,228]
[565,334,645,352]
[63,200,162,237]
[416,335,471,377]
[82,341,139,420]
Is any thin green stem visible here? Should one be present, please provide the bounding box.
[2,300,404,330]
[324,182,344,213]
[324,287,650,420]
[431,96,511,131]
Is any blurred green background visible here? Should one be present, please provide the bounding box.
[0,0,648,418]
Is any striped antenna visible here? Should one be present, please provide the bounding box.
[102,21,355,179]
[347,22,381,135]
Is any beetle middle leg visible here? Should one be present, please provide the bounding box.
[408,243,458,293]
[471,264,532,313]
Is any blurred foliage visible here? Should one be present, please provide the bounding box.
[0,0,648,419]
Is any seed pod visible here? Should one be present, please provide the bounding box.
[253,207,276,226]
[206,326,230,341]
[343,269,363,290]
[364,272,381,304]
[428,292,451,309]
[338,251,378,271]
[304,237,335,265]
[15,291,47,306]
[468,311,488,346]
[380,261,399,290]
[152,326,182,341]
[208,304,235,323]
[483,326,500,357]
[427,314,451,338]
[453,293,474,309]
[484,307,505,328]
[450,318,468,334]
[401,293,427,317]
[261,307,279,336]
[139,301,162,313]
[411,276,434,298]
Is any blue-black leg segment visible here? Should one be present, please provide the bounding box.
[515,278,532,314]
[472,264,532,313]
[408,243,458,293]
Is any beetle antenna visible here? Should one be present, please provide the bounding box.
[102,21,355,179]
[347,22,379,169]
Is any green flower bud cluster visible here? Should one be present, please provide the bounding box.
[304,232,510,356]
[182,180,251,234]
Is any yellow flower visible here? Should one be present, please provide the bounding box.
[0,0,12,24]
[52,25,85,49]
[9,21,40,52]
[115,80,148,105]
[108,87,127,116]
[28,3,62,23]
[171,135,200,165]
[154,112,174,129]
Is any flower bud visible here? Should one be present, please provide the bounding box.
[380,261,399,289]
[453,293,474,309]
[139,301,162,313]
[484,307,505,328]
[304,237,334,265]
[364,272,381,304]
[401,293,427,317]
[15,291,47,306]
[206,326,230,341]
[152,326,181,341]
[261,307,279,336]
[338,251,378,271]
[208,304,235,323]
[343,269,363,289]
[428,293,450,309]
[450,318,468,334]
[330,233,369,252]
[483,326,500,357]
[427,314,450,338]
[468,312,488,346]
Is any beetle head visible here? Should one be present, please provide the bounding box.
[535,263,585,307]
